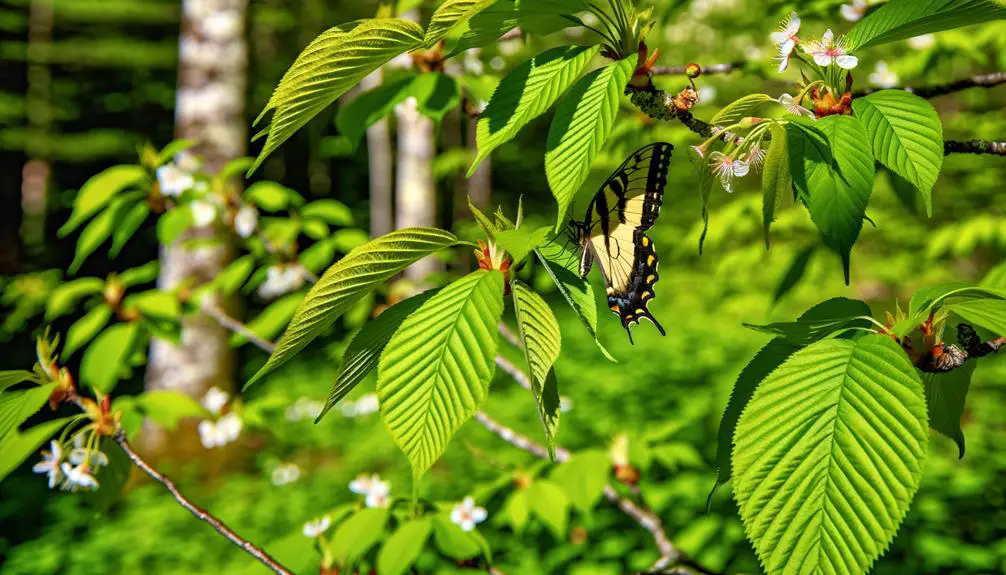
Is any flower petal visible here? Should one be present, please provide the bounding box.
[836,54,858,69]
[813,54,833,67]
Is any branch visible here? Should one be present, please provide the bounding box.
[113,432,294,575]
[915,324,1004,373]
[855,71,1006,99]
[944,139,1006,156]
[651,62,744,76]
[202,300,277,354]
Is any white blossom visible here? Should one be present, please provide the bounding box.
[202,386,230,415]
[559,396,573,413]
[908,34,935,50]
[778,93,816,118]
[302,515,331,538]
[450,497,487,532]
[286,396,325,421]
[840,0,869,22]
[803,29,858,69]
[234,205,258,238]
[745,143,766,170]
[271,463,301,486]
[191,200,217,228]
[868,61,899,89]
[709,152,750,193]
[175,151,201,174]
[258,264,306,300]
[770,12,801,72]
[68,448,109,468]
[60,463,99,492]
[157,164,194,197]
[32,440,65,489]
[349,473,391,508]
[198,413,243,449]
[353,394,379,417]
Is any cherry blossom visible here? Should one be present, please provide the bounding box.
[840,0,869,22]
[745,143,766,171]
[709,152,750,193]
[198,412,243,449]
[60,463,99,492]
[770,12,801,72]
[258,264,306,300]
[157,164,194,197]
[202,386,230,415]
[234,205,258,239]
[191,200,217,228]
[803,29,858,69]
[778,93,816,118]
[271,463,301,486]
[450,497,488,532]
[32,440,65,489]
[302,515,331,538]
[868,61,899,88]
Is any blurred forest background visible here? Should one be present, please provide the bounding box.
[1,0,1005,574]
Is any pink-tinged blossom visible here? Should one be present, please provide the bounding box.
[709,152,750,193]
[450,497,488,532]
[32,440,65,489]
[840,0,868,22]
[770,12,801,72]
[778,94,816,118]
[803,29,858,69]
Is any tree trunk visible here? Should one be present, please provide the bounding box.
[466,117,492,211]
[363,70,394,238]
[146,0,248,448]
[21,0,54,257]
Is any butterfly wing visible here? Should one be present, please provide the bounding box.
[582,142,672,342]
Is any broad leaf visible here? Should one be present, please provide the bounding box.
[58,165,147,237]
[248,228,458,388]
[251,19,425,173]
[137,390,209,431]
[69,202,118,274]
[46,278,104,320]
[535,243,615,361]
[498,488,531,533]
[330,508,389,568]
[853,90,943,215]
[119,261,160,287]
[338,74,461,148]
[496,226,551,264]
[744,296,873,345]
[301,199,354,226]
[447,0,577,56]
[432,515,490,560]
[156,206,193,246]
[80,322,141,394]
[947,298,1006,336]
[376,517,432,575]
[710,93,774,126]
[792,115,875,283]
[921,350,975,458]
[733,335,928,575]
[64,305,113,357]
[109,201,151,258]
[773,244,817,303]
[528,480,570,539]
[545,54,637,231]
[425,0,496,47]
[845,0,1006,50]
[0,417,73,484]
[511,281,562,458]
[761,123,790,247]
[906,283,1006,325]
[378,270,504,477]
[472,45,599,175]
[125,290,181,322]
[0,371,38,394]
[316,290,438,422]
[550,449,609,512]
[0,382,58,442]
[981,261,1006,289]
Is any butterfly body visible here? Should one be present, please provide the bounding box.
[572,142,673,343]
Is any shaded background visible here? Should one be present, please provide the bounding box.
[1,0,1005,573]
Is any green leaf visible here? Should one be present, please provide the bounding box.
[232,293,303,347]
[447,0,576,56]
[733,335,928,575]
[710,93,774,126]
[906,283,1006,325]
[301,199,354,226]
[157,139,197,165]
[546,55,636,231]
[316,290,438,422]
[245,181,296,212]
[119,261,160,287]
[785,117,832,169]
[379,270,504,477]
[550,449,609,513]
[947,299,1006,336]
[0,417,73,484]
[425,0,497,46]
[84,439,131,510]
[251,18,425,173]
[921,327,975,458]
[301,219,329,240]
[336,75,416,149]
[0,371,39,394]
[499,488,531,533]
[0,382,58,442]
[688,145,714,254]
[980,261,1006,289]
[46,278,104,320]
[511,281,562,458]
[248,227,458,388]
[411,73,462,123]
[772,244,817,303]
[471,45,599,175]
[432,514,493,561]
[376,517,432,575]
[64,305,113,357]
[744,296,874,345]
[853,90,943,215]
[496,226,551,264]
[761,123,790,247]
[109,201,151,258]
[125,290,180,323]
[534,243,615,362]
[80,322,141,394]
[528,479,570,539]
[716,297,872,487]
[845,0,1006,50]
[330,507,389,568]
[58,165,147,237]
[69,203,117,275]
[137,390,209,431]
[157,206,193,246]
[792,115,875,283]
[210,256,256,296]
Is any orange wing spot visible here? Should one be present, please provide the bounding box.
[610,305,620,312]
[647,255,655,266]
[646,274,656,283]
[641,237,650,247]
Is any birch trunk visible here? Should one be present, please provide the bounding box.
[21,0,54,255]
[146,0,248,439]
[363,70,395,238]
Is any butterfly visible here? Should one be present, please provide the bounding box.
[569,142,673,344]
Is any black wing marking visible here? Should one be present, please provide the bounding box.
[584,141,673,234]
[604,229,665,344]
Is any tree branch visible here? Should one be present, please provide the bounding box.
[915,324,1004,373]
[855,71,1006,99]
[943,139,1006,156]
[651,62,744,76]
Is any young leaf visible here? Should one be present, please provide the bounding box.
[761,123,790,247]
[744,296,874,345]
[845,0,1006,50]
[982,261,1006,289]
[535,243,616,362]
[376,517,432,575]
[0,382,59,442]
[109,201,151,257]
[528,480,570,539]
[0,371,38,394]
[125,290,181,322]
[407,73,462,123]
[733,335,928,575]
[853,90,943,215]
[550,449,609,513]
[245,181,297,212]
[58,165,147,237]
[511,281,562,459]
[46,278,105,321]
[498,488,531,533]
[546,55,637,231]
[432,515,487,560]
[248,228,458,388]
[80,322,141,394]
[64,305,113,357]
[316,290,438,423]
[471,45,600,175]
[0,417,73,484]
[710,93,774,126]
[337,75,417,149]
[329,508,389,568]
[211,256,256,296]
[425,0,496,47]
[119,261,160,288]
[157,206,194,246]
[447,0,575,56]
[792,115,875,283]
[378,270,505,478]
[137,390,210,431]
[906,283,1006,323]
[251,19,425,173]
[301,199,355,226]
[69,203,118,274]
[495,226,551,264]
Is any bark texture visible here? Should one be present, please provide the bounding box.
[363,69,394,238]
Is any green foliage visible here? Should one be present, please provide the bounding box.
[853,90,943,215]
[424,0,497,47]
[527,479,570,539]
[511,281,562,458]
[733,335,929,575]
[329,507,389,569]
[136,390,209,432]
[338,74,461,149]
[58,165,148,237]
[761,123,790,247]
[0,417,72,484]
[80,322,141,394]
[550,449,609,513]
[377,517,433,575]
[922,363,975,458]
[248,228,458,388]
[845,0,1006,50]
[709,93,773,126]
[378,270,505,477]
[0,371,39,393]
[46,278,104,320]
[0,382,59,442]
[64,305,113,357]
[446,0,576,56]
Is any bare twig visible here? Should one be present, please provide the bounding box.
[651,62,744,76]
[855,71,1006,99]
[944,139,1006,157]
[497,321,521,348]
[202,301,277,354]
[113,432,294,575]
